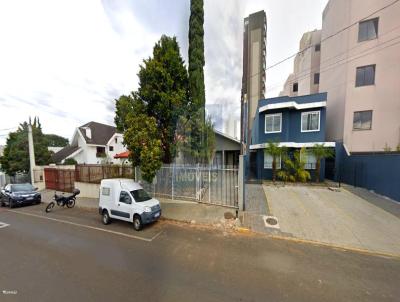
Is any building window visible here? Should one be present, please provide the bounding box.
[109,146,114,152]
[264,154,281,169]
[265,113,282,133]
[293,82,298,92]
[115,137,118,144]
[301,111,320,132]
[301,150,317,170]
[356,65,375,87]
[314,73,320,84]
[353,110,372,130]
[315,44,321,52]
[96,146,106,157]
[358,18,379,42]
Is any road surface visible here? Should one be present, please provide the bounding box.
[0,205,399,302]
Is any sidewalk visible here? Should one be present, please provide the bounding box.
[241,184,272,234]
[39,190,238,226]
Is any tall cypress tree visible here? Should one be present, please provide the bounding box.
[188,0,205,121]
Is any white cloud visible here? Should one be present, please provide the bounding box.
[0,0,328,144]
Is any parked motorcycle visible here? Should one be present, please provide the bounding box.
[45,189,80,213]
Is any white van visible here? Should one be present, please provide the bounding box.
[99,179,161,231]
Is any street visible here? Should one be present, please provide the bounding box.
[0,205,399,302]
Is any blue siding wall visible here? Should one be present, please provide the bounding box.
[256,108,326,144]
[257,149,326,182]
[335,143,400,202]
[252,93,328,146]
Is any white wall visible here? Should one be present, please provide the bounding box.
[75,181,100,199]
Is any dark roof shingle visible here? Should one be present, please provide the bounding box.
[79,121,118,145]
[52,146,80,163]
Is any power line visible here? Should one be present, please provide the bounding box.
[0,127,17,132]
[264,0,400,72]
[245,0,400,86]
[265,34,400,95]
[245,35,400,100]
[265,23,400,92]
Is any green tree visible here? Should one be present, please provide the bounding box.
[309,144,334,182]
[124,114,162,183]
[115,35,190,164]
[45,134,69,147]
[264,141,286,182]
[178,114,216,164]
[188,0,205,119]
[278,148,311,183]
[63,158,77,166]
[0,119,52,175]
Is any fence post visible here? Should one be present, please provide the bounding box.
[208,166,211,203]
[172,164,175,201]
[196,164,199,201]
[238,155,244,211]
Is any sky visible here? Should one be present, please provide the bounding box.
[0,0,328,145]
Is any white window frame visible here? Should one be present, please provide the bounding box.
[301,111,320,133]
[300,150,317,170]
[265,113,282,134]
[264,153,281,170]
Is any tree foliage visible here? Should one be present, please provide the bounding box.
[45,134,69,147]
[264,141,286,182]
[115,35,189,181]
[309,144,334,182]
[178,114,215,164]
[124,114,162,183]
[278,148,311,183]
[0,119,52,175]
[188,0,205,118]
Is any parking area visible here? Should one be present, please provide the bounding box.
[264,185,400,255]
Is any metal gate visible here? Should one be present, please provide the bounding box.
[137,165,238,208]
[44,168,75,192]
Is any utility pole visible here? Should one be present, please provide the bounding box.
[28,124,36,185]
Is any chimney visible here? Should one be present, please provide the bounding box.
[85,127,92,139]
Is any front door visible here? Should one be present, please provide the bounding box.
[110,191,133,221]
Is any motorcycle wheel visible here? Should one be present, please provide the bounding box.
[66,199,75,208]
[45,202,55,213]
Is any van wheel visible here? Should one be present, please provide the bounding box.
[102,210,111,225]
[133,215,142,231]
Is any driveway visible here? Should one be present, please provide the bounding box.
[263,185,400,256]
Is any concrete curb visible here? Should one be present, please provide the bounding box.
[250,229,400,260]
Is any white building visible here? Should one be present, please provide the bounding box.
[52,121,126,164]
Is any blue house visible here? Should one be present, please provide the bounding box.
[248,92,335,181]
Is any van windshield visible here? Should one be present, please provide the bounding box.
[130,189,152,202]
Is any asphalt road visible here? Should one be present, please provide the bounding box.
[0,204,399,302]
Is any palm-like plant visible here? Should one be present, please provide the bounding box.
[264,141,286,182]
[309,144,334,182]
[277,148,310,183]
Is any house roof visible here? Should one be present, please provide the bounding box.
[52,145,81,163]
[258,92,327,113]
[214,130,240,144]
[114,151,130,159]
[78,121,119,145]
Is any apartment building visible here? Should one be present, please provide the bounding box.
[280,30,322,97]
[240,10,267,154]
[321,0,400,152]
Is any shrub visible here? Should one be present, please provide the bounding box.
[277,149,310,183]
